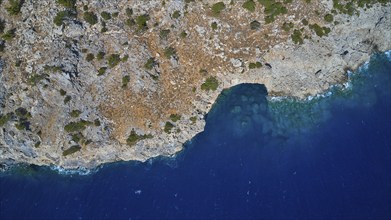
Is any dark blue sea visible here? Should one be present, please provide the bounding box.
[1,52,391,220]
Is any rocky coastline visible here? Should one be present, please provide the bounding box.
[0,0,390,170]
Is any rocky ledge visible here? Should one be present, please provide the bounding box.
[0,0,390,170]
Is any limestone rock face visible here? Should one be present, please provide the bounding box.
[0,0,390,170]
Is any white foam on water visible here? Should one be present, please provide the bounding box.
[50,165,99,176]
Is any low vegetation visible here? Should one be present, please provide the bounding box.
[144,58,155,70]
[250,20,261,30]
[164,122,175,133]
[201,76,219,91]
[70,110,81,117]
[0,113,13,127]
[164,47,176,59]
[159,29,170,39]
[97,67,107,76]
[84,11,98,25]
[57,0,76,8]
[309,23,330,37]
[190,116,197,124]
[172,10,181,19]
[86,53,95,62]
[62,145,81,156]
[101,11,112,20]
[170,114,181,122]
[1,29,16,40]
[122,75,130,88]
[136,14,150,31]
[242,0,256,12]
[108,54,121,67]
[249,62,262,69]
[6,0,24,15]
[126,130,153,146]
[64,120,92,133]
[291,29,303,44]
[258,0,288,23]
[211,22,218,30]
[54,10,76,26]
[211,2,226,16]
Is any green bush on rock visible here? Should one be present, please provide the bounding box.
[201,76,219,91]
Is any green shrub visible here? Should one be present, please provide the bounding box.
[126,18,136,27]
[291,29,303,44]
[258,0,287,23]
[136,14,150,31]
[15,120,30,130]
[126,130,153,146]
[64,95,72,104]
[101,21,108,32]
[122,75,130,88]
[159,29,170,39]
[94,119,101,126]
[249,62,262,69]
[71,132,83,143]
[15,107,31,119]
[62,145,81,156]
[101,11,111,20]
[211,22,218,30]
[211,2,226,16]
[201,76,219,91]
[282,22,293,32]
[108,54,121,67]
[250,20,261,30]
[190,116,197,124]
[180,31,187,38]
[309,23,330,37]
[170,114,181,122]
[144,58,155,70]
[64,120,92,132]
[242,0,256,12]
[27,73,48,85]
[164,47,176,59]
[1,29,16,40]
[301,18,308,25]
[324,13,334,22]
[97,51,105,60]
[172,10,181,19]
[0,19,5,33]
[86,53,95,62]
[0,113,13,127]
[84,11,98,25]
[126,8,133,17]
[70,110,81,117]
[6,0,24,15]
[54,10,76,26]
[164,121,174,133]
[57,0,76,8]
[60,89,67,96]
[121,55,129,62]
[43,65,62,73]
[112,12,119,17]
[98,67,107,75]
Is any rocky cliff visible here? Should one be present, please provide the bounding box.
[0,0,390,170]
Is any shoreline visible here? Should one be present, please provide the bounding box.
[1,1,390,170]
[2,49,390,175]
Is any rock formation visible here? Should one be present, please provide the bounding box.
[0,0,390,170]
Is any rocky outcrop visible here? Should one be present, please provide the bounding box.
[0,0,390,170]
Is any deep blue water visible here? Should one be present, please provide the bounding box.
[1,52,391,219]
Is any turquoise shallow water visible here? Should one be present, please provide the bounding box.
[1,52,390,219]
